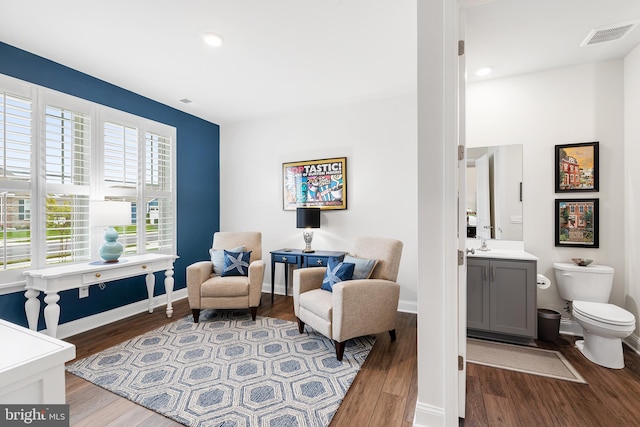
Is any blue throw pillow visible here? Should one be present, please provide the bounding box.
[221,250,252,277]
[344,255,378,280]
[321,257,355,292]
[210,246,245,275]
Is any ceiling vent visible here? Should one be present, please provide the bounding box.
[580,20,640,47]
[179,98,193,104]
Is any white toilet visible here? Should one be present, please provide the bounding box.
[553,262,636,369]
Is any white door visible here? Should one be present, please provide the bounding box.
[457,5,467,418]
[475,154,491,239]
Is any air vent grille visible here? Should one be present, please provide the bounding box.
[179,98,192,104]
[580,20,639,47]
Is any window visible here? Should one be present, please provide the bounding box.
[0,88,32,272]
[0,92,31,180]
[0,74,176,286]
[144,131,173,252]
[18,199,30,221]
[104,122,138,188]
[44,105,92,264]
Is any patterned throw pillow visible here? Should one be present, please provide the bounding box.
[321,257,355,292]
[210,246,245,275]
[221,250,252,277]
[343,255,378,280]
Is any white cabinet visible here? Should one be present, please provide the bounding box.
[0,319,75,403]
[467,257,537,340]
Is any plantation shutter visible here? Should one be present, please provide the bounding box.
[0,93,31,180]
[0,74,176,288]
[104,122,138,187]
[145,132,173,252]
[0,92,32,270]
[44,106,91,264]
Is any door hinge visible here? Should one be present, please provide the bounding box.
[457,249,464,266]
[458,40,465,56]
[458,145,465,161]
[458,355,464,370]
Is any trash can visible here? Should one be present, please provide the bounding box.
[537,308,561,342]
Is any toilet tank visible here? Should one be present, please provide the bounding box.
[552,262,614,303]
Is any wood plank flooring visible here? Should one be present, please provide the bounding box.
[64,294,640,426]
[462,334,640,427]
[64,293,417,427]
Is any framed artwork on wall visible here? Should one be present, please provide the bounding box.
[282,157,347,211]
[555,141,599,192]
[555,198,599,248]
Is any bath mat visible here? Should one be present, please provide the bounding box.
[467,338,587,384]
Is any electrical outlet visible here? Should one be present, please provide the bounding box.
[79,286,89,298]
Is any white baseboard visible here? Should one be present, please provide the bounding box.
[412,401,445,427]
[623,331,640,355]
[54,288,188,339]
[560,318,640,356]
[262,283,418,314]
[55,282,417,340]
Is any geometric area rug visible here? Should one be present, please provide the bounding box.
[66,311,375,427]
[466,338,587,384]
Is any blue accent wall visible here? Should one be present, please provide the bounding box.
[0,42,220,330]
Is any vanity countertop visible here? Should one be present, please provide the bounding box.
[468,249,538,261]
[466,239,538,261]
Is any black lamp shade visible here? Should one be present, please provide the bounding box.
[296,207,320,228]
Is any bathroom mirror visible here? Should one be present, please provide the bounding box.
[466,145,523,241]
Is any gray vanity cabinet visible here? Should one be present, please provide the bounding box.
[467,257,537,339]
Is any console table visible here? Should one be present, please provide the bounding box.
[24,253,178,338]
[270,249,345,303]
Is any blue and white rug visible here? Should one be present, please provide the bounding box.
[66,312,375,427]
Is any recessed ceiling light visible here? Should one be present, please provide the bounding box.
[202,32,224,47]
[475,67,493,77]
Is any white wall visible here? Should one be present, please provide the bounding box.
[467,61,628,325]
[625,44,640,346]
[220,93,418,311]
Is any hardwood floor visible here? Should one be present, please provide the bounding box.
[64,294,640,426]
[64,293,418,427]
[462,334,640,427]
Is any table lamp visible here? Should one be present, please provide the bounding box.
[296,207,320,253]
[92,201,132,263]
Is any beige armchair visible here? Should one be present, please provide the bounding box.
[293,236,403,360]
[187,231,265,322]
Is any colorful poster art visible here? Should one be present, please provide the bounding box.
[283,157,347,210]
[555,198,599,248]
[555,142,599,192]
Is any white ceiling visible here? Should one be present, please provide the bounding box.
[465,0,640,83]
[1,1,639,126]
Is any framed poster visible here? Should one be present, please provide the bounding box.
[283,157,346,210]
[555,141,599,192]
[555,198,599,248]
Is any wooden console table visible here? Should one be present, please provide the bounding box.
[24,253,178,338]
[270,249,345,303]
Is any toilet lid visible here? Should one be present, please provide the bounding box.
[573,301,636,326]
[552,262,614,274]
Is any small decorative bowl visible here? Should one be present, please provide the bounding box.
[572,258,593,267]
